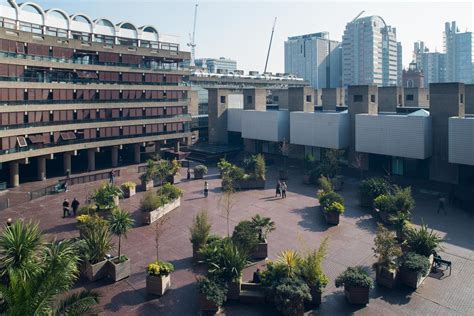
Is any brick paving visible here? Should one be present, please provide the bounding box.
[0,164,473,315]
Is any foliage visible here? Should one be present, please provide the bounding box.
[121,181,137,190]
[77,204,97,216]
[194,164,208,174]
[298,237,329,290]
[260,260,290,288]
[190,209,212,248]
[319,191,344,210]
[405,223,443,257]
[217,158,233,176]
[0,220,100,315]
[82,223,113,264]
[77,214,108,234]
[318,176,333,196]
[197,277,228,307]
[146,260,174,277]
[276,249,301,278]
[157,183,184,201]
[372,224,402,271]
[374,187,415,222]
[304,154,317,174]
[319,149,343,178]
[273,277,311,316]
[139,184,183,212]
[232,220,260,255]
[91,182,122,211]
[402,252,431,276]
[250,214,275,241]
[109,209,134,259]
[76,214,92,224]
[140,159,157,182]
[222,165,245,191]
[254,154,266,180]
[169,159,181,176]
[323,202,345,214]
[359,177,393,207]
[198,236,227,266]
[335,266,374,289]
[390,211,412,238]
[206,239,248,282]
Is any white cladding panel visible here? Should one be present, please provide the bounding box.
[227,108,242,132]
[290,111,349,149]
[449,117,474,165]
[228,94,243,109]
[356,114,432,159]
[241,110,289,142]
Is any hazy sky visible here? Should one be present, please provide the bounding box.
[26,0,473,73]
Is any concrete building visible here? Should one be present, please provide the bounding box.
[402,62,425,88]
[284,32,342,89]
[0,1,192,187]
[195,57,237,74]
[414,41,446,88]
[444,22,474,84]
[397,42,403,87]
[342,15,399,87]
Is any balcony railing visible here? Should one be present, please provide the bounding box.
[1,97,188,106]
[0,75,183,86]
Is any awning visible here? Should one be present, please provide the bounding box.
[17,136,27,147]
[28,134,43,144]
[60,132,76,141]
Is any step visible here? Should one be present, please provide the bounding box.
[241,282,263,291]
[239,289,266,304]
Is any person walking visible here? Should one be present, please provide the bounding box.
[281,181,287,199]
[109,169,116,185]
[187,168,191,180]
[437,194,447,216]
[204,181,209,197]
[6,218,12,227]
[62,199,70,218]
[275,180,281,198]
[71,197,80,217]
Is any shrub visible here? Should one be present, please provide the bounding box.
[405,223,443,257]
[82,223,113,264]
[250,214,275,241]
[335,266,374,289]
[298,237,329,291]
[140,159,157,182]
[190,210,212,248]
[374,187,415,221]
[207,239,248,283]
[254,154,266,180]
[197,277,228,307]
[77,204,97,216]
[140,184,183,212]
[147,260,174,277]
[121,181,136,190]
[273,278,311,316]
[157,183,184,201]
[139,192,162,212]
[261,261,289,288]
[319,149,343,178]
[373,224,402,271]
[304,154,317,174]
[76,214,92,224]
[90,182,122,211]
[402,252,431,276]
[359,177,393,207]
[217,158,232,176]
[198,236,226,266]
[77,214,108,233]
[194,165,208,174]
[323,202,345,214]
[319,191,344,209]
[232,221,259,255]
[318,176,333,196]
[276,249,301,278]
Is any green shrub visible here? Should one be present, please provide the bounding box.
[139,192,161,212]
[374,187,415,221]
[323,202,345,214]
[157,183,184,201]
[207,239,248,282]
[405,223,443,257]
[217,158,232,176]
[190,210,212,248]
[250,214,275,241]
[90,182,122,211]
[402,252,431,276]
[373,224,402,271]
[319,191,344,209]
[318,176,333,196]
[121,181,136,190]
[194,165,208,174]
[232,220,259,254]
[359,177,393,207]
[82,223,113,264]
[335,266,374,288]
[298,237,329,291]
[273,278,311,316]
[147,260,174,277]
[261,261,289,288]
[197,277,228,307]
[254,154,266,180]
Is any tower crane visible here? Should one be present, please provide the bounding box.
[187,4,198,67]
[350,10,365,23]
[264,17,277,74]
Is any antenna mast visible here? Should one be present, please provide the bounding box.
[187,4,198,67]
[264,17,277,74]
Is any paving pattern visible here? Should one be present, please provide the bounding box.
[0,165,472,315]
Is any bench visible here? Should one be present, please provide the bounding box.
[433,256,452,276]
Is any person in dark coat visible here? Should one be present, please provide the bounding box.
[71,197,80,217]
[275,180,281,197]
[62,199,70,218]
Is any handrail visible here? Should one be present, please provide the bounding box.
[0,97,188,106]
[0,75,183,86]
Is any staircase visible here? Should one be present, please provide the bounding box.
[238,282,266,304]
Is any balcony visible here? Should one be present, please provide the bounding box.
[290,111,349,149]
[356,110,432,159]
[227,108,243,132]
[241,110,289,142]
[449,117,474,166]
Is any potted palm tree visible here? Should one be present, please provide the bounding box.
[194,165,208,179]
[399,252,432,289]
[335,266,374,305]
[250,214,275,259]
[82,222,113,281]
[373,224,402,288]
[0,220,100,314]
[121,182,137,198]
[91,182,123,211]
[299,237,329,305]
[197,277,228,313]
[166,159,181,184]
[108,208,135,282]
[146,260,174,296]
[140,159,157,191]
[189,210,212,263]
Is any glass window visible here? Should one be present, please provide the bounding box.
[353,95,363,102]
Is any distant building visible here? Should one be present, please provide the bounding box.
[342,15,399,87]
[444,22,474,83]
[403,62,425,88]
[284,32,342,88]
[397,42,403,86]
[195,57,237,74]
[414,41,446,88]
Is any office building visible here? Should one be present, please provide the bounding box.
[342,15,399,87]
[195,57,237,74]
[414,41,446,88]
[284,32,342,89]
[397,42,403,86]
[0,1,192,187]
[444,22,474,84]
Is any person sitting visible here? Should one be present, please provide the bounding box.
[252,268,262,283]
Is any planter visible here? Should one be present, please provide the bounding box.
[322,207,340,225]
[376,266,397,289]
[146,274,171,296]
[123,187,136,198]
[279,169,288,180]
[82,260,108,281]
[250,241,268,260]
[142,198,181,225]
[113,196,120,207]
[344,285,370,305]
[303,174,311,185]
[108,257,131,282]
[227,278,241,300]
[192,243,203,263]
[399,255,433,289]
[309,285,322,305]
[198,293,220,313]
[194,169,205,179]
[331,176,344,191]
[166,175,175,185]
[142,179,154,191]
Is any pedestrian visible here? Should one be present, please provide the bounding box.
[65,169,70,180]
[281,181,287,199]
[275,180,281,197]
[71,197,80,217]
[109,169,115,185]
[62,198,70,218]
[204,181,209,197]
[187,168,191,180]
[63,181,69,192]
[252,268,262,283]
[437,194,447,216]
[6,218,12,227]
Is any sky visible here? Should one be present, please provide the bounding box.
[19,0,474,73]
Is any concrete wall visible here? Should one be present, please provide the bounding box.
[288,87,314,112]
[449,117,474,166]
[241,110,289,142]
[243,88,266,110]
[465,84,474,114]
[378,86,403,112]
[321,87,344,110]
[208,89,230,144]
[227,108,243,132]
[404,88,429,107]
[290,111,349,149]
[270,89,289,109]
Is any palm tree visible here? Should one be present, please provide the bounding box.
[109,208,135,259]
[0,220,100,315]
[251,214,275,241]
[277,249,300,278]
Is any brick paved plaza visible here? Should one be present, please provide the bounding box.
[0,165,472,315]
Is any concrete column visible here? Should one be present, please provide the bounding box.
[87,149,96,172]
[208,88,231,144]
[175,141,180,153]
[37,156,46,181]
[111,146,119,167]
[133,144,141,164]
[9,161,19,188]
[63,152,72,174]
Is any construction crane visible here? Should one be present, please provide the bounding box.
[187,4,198,67]
[350,10,365,23]
[264,17,277,74]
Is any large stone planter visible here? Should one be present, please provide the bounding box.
[123,187,136,198]
[399,255,433,289]
[198,293,220,313]
[194,169,205,179]
[376,266,397,289]
[146,274,171,296]
[142,180,154,191]
[250,241,268,260]
[82,260,108,281]
[344,285,370,305]
[322,207,340,225]
[227,278,241,300]
[142,198,181,225]
[108,257,131,282]
[309,285,322,305]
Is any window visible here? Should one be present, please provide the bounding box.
[370,95,376,103]
[247,95,253,104]
[406,94,414,101]
[273,95,279,102]
[306,95,312,102]
[220,96,226,103]
[398,94,402,104]
[353,95,363,102]
[460,94,464,103]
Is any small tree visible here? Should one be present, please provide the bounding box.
[299,237,329,291]
[190,209,212,248]
[154,216,170,261]
[372,224,402,272]
[319,149,343,178]
[220,173,236,237]
[109,209,135,260]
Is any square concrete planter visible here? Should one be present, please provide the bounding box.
[141,180,154,191]
[309,286,322,305]
[194,169,205,179]
[192,243,204,263]
[142,198,181,225]
[146,274,171,296]
[376,266,397,289]
[344,285,370,305]
[250,241,268,260]
[322,207,340,225]
[123,187,136,198]
[198,294,220,313]
[399,255,433,290]
[82,260,108,281]
[108,257,131,282]
[227,279,241,301]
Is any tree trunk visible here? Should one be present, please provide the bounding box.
[118,236,122,258]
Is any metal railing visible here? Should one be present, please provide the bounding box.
[1,97,188,106]
[0,75,183,86]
